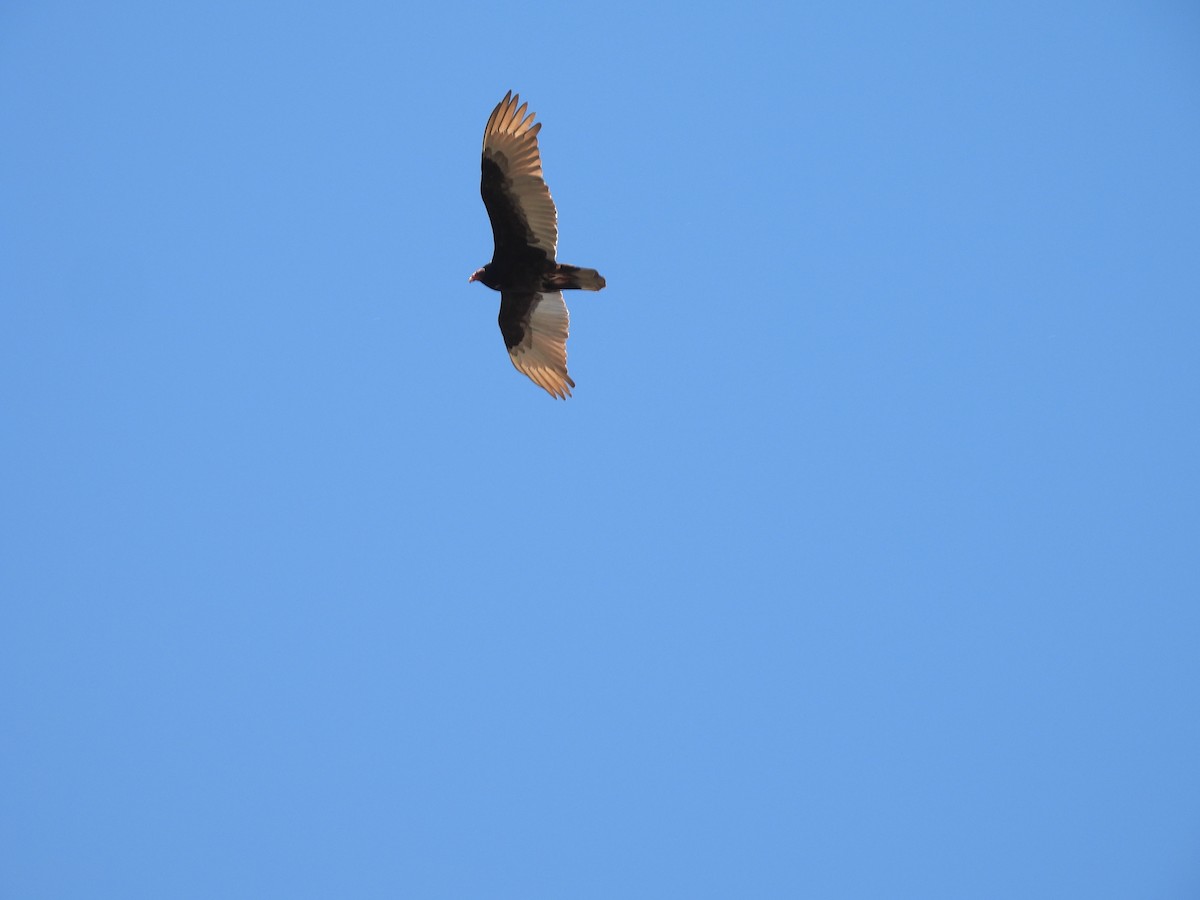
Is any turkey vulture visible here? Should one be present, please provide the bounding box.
[469,91,606,399]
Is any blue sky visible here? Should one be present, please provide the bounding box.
[2,1,1199,896]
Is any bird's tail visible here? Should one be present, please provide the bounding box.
[545,264,606,291]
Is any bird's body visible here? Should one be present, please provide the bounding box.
[469,91,606,398]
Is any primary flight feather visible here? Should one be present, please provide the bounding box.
[468,91,606,399]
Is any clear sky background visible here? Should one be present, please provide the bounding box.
[2,1,1199,897]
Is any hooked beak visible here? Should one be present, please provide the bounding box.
[467,272,477,283]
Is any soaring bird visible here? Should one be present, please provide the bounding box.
[469,91,606,399]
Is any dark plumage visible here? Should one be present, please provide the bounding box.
[468,91,606,398]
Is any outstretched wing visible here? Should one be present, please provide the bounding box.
[481,91,558,265]
[498,291,574,399]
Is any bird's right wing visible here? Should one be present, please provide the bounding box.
[481,92,559,263]
[498,291,574,399]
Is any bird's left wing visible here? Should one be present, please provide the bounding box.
[498,291,574,399]
[481,92,558,262]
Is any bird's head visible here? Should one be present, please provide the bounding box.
[468,266,486,284]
